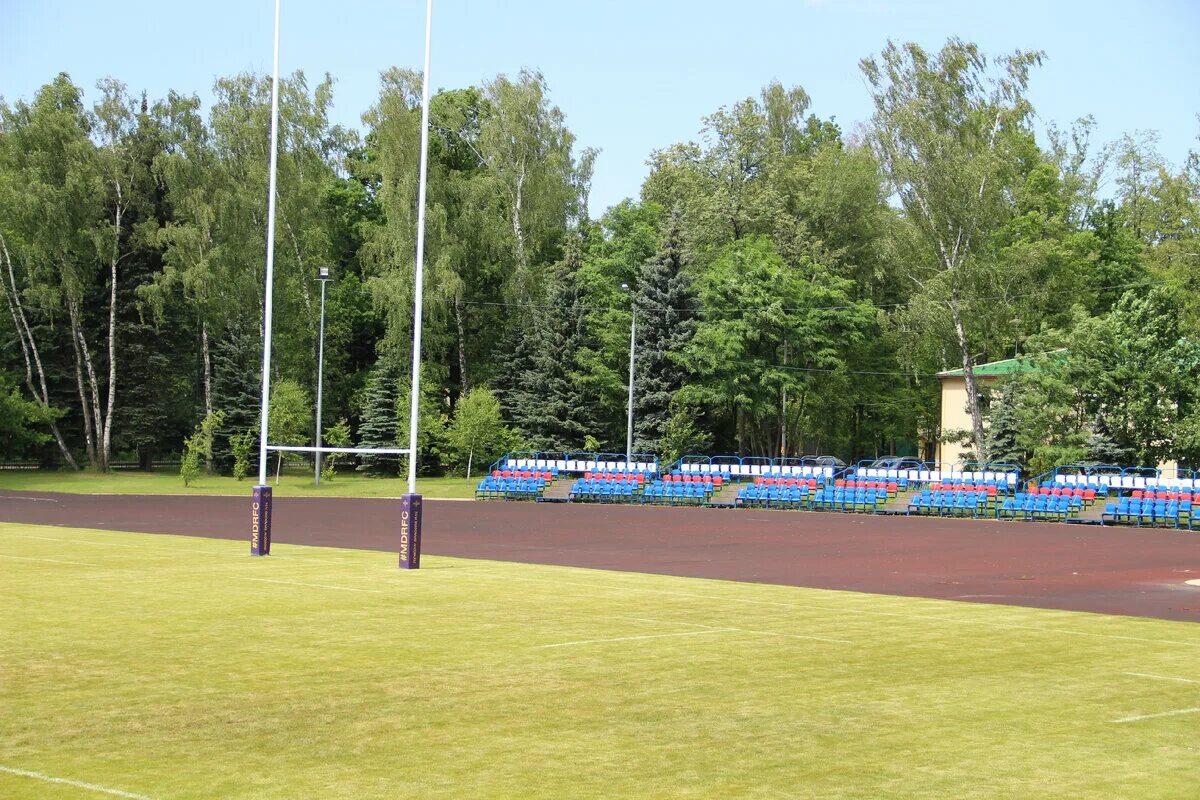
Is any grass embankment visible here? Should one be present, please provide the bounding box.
[0,469,479,499]
[2,522,1198,799]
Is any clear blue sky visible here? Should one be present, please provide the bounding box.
[3,0,1198,214]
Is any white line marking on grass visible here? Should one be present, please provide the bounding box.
[627,617,852,645]
[0,766,155,799]
[233,576,382,593]
[2,533,363,566]
[0,553,102,567]
[535,628,737,649]
[1113,707,1200,724]
[1123,672,1200,684]
[7,533,138,546]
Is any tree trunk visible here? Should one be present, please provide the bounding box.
[454,296,469,395]
[201,320,213,418]
[949,296,986,463]
[512,164,529,287]
[68,300,98,469]
[1,236,79,469]
[102,207,120,475]
[73,306,107,472]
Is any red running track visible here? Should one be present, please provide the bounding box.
[3,490,1200,622]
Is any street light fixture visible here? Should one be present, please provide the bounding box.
[621,283,635,468]
[314,266,333,485]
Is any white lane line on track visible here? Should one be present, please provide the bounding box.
[466,573,1200,649]
[1123,672,1200,684]
[0,766,155,799]
[627,616,852,645]
[232,576,382,593]
[1113,707,1200,724]
[535,628,737,649]
[0,553,102,567]
[0,495,61,502]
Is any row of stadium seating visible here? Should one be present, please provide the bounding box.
[580,472,647,484]
[642,482,715,505]
[907,494,993,520]
[922,482,1002,496]
[1026,486,1102,500]
[663,473,726,487]
[753,477,821,489]
[852,467,1020,486]
[1102,498,1194,528]
[907,491,998,518]
[679,463,834,479]
[738,485,888,513]
[997,496,1079,521]
[836,479,904,494]
[491,469,557,480]
[475,476,549,501]
[737,484,812,508]
[569,479,639,502]
[504,457,658,473]
[1129,489,1196,502]
[569,478,718,504]
[1049,474,1200,491]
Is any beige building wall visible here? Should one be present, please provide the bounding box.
[937,376,998,466]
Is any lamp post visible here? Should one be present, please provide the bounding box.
[314,266,333,485]
[621,283,635,468]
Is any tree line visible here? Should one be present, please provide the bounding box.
[1,38,1197,479]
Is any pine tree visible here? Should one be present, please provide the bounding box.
[509,243,594,451]
[1085,414,1131,466]
[356,352,402,476]
[982,378,1023,467]
[631,207,696,455]
[210,324,261,475]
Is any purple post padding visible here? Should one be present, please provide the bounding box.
[251,485,273,556]
[399,493,422,569]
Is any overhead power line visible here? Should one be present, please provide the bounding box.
[421,278,1164,318]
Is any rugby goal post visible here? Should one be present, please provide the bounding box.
[250,0,434,570]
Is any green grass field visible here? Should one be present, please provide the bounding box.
[2,522,1198,799]
[0,469,479,499]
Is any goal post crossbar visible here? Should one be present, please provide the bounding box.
[265,445,412,456]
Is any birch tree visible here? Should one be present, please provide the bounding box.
[0,75,103,468]
[861,39,1043,459]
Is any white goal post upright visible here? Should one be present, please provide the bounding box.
[250,0,283,557]
[399,0,434,569]
[250,0,431,569]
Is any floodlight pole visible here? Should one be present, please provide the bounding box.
[400,0,433,569]
[622,283,635,468]
[251,0,282,556]
[314,267,332,485]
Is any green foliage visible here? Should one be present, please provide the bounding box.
[659,404,712,469]
[0,371,56,458]
[1083,416,1131,467]
[179,411,223,487]
[230,429,256,482]
[982,380,1023,467]
[357,357,402,476]
[179,445,200,487]
[445,388,517,477]
[268,380,311,483]
[210,324,261,476]
[682,236,873,455]
[321,418,351,482]
[1,43,1197,475]
[631,207,697,455]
